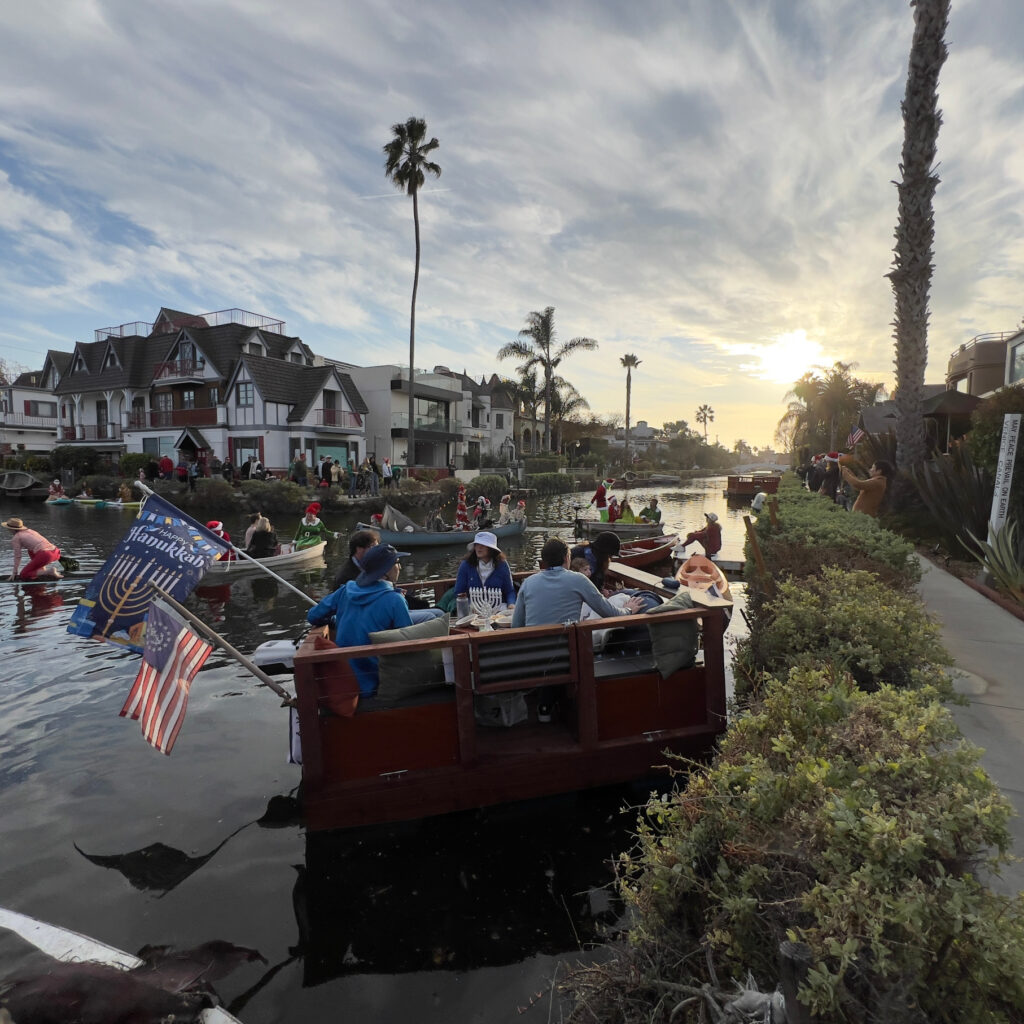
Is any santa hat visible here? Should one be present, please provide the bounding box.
[517,500,526,508]
[306,503,321,516]
[206,520,225,537]
[824,452,842,463]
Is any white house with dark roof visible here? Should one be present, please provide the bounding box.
[0,368,61,455]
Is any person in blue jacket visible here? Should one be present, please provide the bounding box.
[455,531,517,608]
[306,543,412,695]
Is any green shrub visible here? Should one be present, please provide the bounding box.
[524,471,575,495]
[76,474,121,498]
[119,452,150,478]
[523,456,561,474]
[50,445,103,478]
[237,479,311,513]
[465,473,510,500]
[580,670,1024,1024]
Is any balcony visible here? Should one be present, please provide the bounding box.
[0,412,57,429]
[390,413,463,436]
[60,424,123,441]
[314,408,363,428]
[153,358,206,381]
[128,408,218,430]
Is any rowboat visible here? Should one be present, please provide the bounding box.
[292,570,730,831]
[577,519,665,539]
[0,471,49,499]
[203,540,327,577]
[358,513,528,548]
[723,474,780,497]
[0,905,244,1023]
[615,533,679,568]
[647,473,682,484]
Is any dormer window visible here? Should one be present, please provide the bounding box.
[247,343,262,356]
[73,354,86,373]
[290,352,303,363]
[104,351,117,369]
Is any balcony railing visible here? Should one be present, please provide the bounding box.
[314,408,363,428]
[127,408,218,429]
[390,414,463,434]
[95,307,286,341]
[154,359,206,380]
[60,424,123,441]
[0,412,57,429]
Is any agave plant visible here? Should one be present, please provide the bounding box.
[909,444,993,558]
[966,518,1024,604]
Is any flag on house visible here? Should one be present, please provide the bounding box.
[67,493,230,653]
[119,596,213,755]
[847,424,866,448]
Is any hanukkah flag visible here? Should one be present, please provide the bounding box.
[67,493,230,652]
[119,596,213,755]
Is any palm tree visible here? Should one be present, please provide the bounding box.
[498,307,598,452]
[696,404,714,443]
[621,354,641,465]
[888,0,950,474]
[383,117,441,469]
[548,379,590,451]
[512,368,543,452]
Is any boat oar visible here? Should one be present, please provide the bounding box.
[148,582,294,705]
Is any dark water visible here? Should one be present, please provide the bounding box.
[0,479,747,1022]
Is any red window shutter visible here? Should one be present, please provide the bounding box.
[24,400,32,414]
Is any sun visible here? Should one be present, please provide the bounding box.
[728,330,828,385]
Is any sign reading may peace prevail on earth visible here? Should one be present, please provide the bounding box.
[989,413,1021,536]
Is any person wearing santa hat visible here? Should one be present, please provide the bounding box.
[589,478,614,521]
[294,502,338,550]
[206,520,237,561]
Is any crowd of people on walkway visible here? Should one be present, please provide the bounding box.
[797,451,893,517]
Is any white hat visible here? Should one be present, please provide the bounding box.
[468,530,501,553]
[705,511,719,522]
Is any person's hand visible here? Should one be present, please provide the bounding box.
[625,595,646,614]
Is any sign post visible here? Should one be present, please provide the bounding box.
[989,413,1021,538]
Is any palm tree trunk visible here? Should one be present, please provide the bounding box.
[890,0,949,474]
[543,368,552,452]
[625,368,632,465]
[408,188,420,469]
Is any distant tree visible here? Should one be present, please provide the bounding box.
[383,116,442,468]
[498,307,598,451]
[620,354,641,465]
[889,0,950,474]
[696,404,715,443]
[549,380,590,451]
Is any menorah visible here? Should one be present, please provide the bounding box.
[468,587,504,631]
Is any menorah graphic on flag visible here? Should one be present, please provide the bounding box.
[67,493,231,652]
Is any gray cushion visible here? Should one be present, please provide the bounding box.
[644,590,699,677]
[369,614,451,704]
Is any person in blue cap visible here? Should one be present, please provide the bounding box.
[306,543,413,694]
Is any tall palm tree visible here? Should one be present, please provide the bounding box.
[498,307,598,452]
[620,354,641,464]
[383,116,441,469]
[549,379,590,452]
[696,404,714,443]
[888,0,949,474]
[513,368,543,452]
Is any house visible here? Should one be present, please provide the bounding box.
[946,332,1013,397]
[0,368,62,456]
[45,306,367,472]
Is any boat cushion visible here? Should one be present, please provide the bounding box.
[369,614,452,704]
[644,590,699,677]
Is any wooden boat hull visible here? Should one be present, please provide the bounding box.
[356,517,528,548]
[615,534,679,568]
[0,471,49,499]
[204,540,327,577]
[723,474,780,497]
[294,578,728,832]
[579,519,665,539]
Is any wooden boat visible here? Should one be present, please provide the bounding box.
[293,571,730,831]
[358,515,528,548]
[204,540,327,577]
[0,470,49,500]
[0,905,243,1023]
[614,533,679,568]
[674,553,733,605]
[723,474,781,497]
[577,518,665,539]
[647,473,682,484]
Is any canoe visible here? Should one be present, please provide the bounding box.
[674,553,733,606]
[292,568,730,831]
[615,533,679,569]
[647,474,682,484]
[0,905,243,1023]
[204,540,327,577]
[356,517,528,548]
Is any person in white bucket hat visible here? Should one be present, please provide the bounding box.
[455,530,517,608]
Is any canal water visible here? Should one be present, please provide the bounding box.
[0,478,749,1023]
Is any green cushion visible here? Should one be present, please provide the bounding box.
[644,590,699,677]
[369,614,451,704]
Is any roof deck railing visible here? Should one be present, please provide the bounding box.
[954,330,1020,355]
[95,308,286,342]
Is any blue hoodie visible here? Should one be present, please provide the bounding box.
[307,580,413,694]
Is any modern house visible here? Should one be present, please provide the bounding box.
[946,332,1014,397]
[0,368,62,456]
[44,307,367,472]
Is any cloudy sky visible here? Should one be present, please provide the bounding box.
[2,0,1022,448]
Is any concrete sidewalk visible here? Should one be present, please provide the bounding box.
[917,556,1024,896]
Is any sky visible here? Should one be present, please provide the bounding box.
[2,0,1023,450]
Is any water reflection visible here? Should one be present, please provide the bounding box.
[11,585,66,634]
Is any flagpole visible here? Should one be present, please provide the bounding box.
[134,480,318,607]
[148,582,295,705]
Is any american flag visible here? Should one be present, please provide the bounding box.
[847,424,866,448]
[119,597,213,755]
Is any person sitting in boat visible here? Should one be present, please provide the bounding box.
[606,496,622,523]
[473,495,493,528]
[426,507,449,532]
[570,531,621,594]
[617,499,637,524]
[206,520,237,561]
[497,494,512,525]
[307,543,414,695]
[333,528,380,589]
[75,486,93,499]
[680,511,722,559]
[637,496,661,524]
[4,517,63,581]
[245,515,279,559]
[294,503,338,550]
[455,531,517,609]
[117,482,132,503]
[47,479,65,500]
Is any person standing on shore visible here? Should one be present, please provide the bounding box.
[840,460,893,517]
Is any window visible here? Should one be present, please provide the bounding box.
[237,382,254,407]
[247,343,262,356]
[26,400,58,417]
[290,352,303,363]
[1011,341,1024,385]
[495,413,504,429]
[142,437,161,455]
[182,390,196,410]
[156,393,173,412]
[209,387,219,405]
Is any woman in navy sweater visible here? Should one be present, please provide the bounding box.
[455,531,517,607]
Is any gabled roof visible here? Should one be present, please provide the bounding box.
[152,308,210,333]
[12,370,45,389]
[54,332,174,394]
[178,324,310,381]
[236,354,368,422]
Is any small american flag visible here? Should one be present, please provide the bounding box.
[847,424,866,448]
[119,597,213,755]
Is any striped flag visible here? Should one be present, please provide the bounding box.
[119,597,213,755]
[847,424,866,447]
